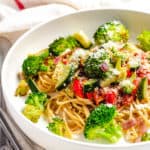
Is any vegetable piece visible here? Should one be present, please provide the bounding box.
[84,104,122,143]
[49,36,79,56]
[100,57,127,87]
[105,91,116,104]
[47,117,71,138]
[120,80,135,94]
[99,57,122,87]
[115,58,127,81]
[86,92,94,100]
[137,77,148,100]
[137,30,150,51]
[36,48,49,59]
[25,92,48,110]
[142,132,150,141]
[53,63,75,90]
[83,79,98,93]
[120,72,136,94]
[22,55,48,77]
[22,104,42,123]
[27,78,39,93]
[84,49,110,78]
[66,36,80,49]
[100,75,117,87]
[73,79,84,98]
[93,20,129,45]
[15,80,29,96]
[73,30,92,48]
[127,69,132,78]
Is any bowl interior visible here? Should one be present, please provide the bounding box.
[2,9,150,149]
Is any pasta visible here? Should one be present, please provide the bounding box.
[116,99,150,142]
[45,90,95,135]
[37,71,55,93]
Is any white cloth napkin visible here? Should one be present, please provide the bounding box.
[0,0,150,43]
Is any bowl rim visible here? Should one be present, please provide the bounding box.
[1,8,150,148]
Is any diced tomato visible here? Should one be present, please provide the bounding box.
[62,59,68,65]
[73,79,84,98]
[105,91,116,104]
[86,92,93,100]
[127,69,132,78]
[93,89,103,105]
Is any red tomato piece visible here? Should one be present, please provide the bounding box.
[86,92,93,100]
[127,69,132,78]
[105,91,116,104]
[73,79,84,98]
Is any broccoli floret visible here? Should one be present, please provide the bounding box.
[39,64,49,72]
[15,80,29,96]
[84,49,110,78]
[66,36,80,48]
[84,104,122,143]
[22,104,42,123]
[94,21,129,45]
[22,55,48,77]
[137,30,150,51]
[36,48,49,59]
[47,117,71,138]
[23,92,47,123]
[142,132,150,141]
[49,36,80,56]
[25,92,48,110]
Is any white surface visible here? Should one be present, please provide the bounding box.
[1,9,150,150]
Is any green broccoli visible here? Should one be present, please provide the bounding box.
[142,132,150,141]
[22,104,42,123]
[23,92,48,122]
[84,49,110,78]
[22,55,48,77]
[66,36,80,49]
[49,36,80,56]
[137,30,150,51]
[84,104,122,143]
[47,117,71,138]
[25,92,48,110]
[94,20,129,45]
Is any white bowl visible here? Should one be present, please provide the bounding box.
[1,9,150,150]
